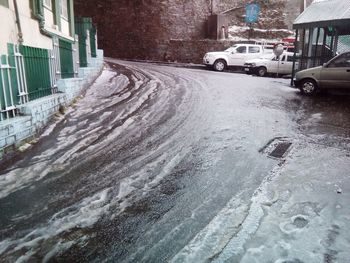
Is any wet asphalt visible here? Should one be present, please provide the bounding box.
[0,60,349,262]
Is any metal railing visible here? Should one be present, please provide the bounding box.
[7,44,29,106]
[49,37,61,93]
[59,38,74,79]
[0,29,97,122]
[0,55,17,121]
[13,45,29,105]
[19,45,53,100]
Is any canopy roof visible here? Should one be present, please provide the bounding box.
[293,0,350,29]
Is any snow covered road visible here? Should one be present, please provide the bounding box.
[0,60,349,262]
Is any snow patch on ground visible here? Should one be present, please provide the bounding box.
[0,188,111,258]
[240,143,350,262]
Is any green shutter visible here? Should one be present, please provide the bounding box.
[59,39,74,78]
[19,45,52,100]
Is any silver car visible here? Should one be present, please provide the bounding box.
[294,52,350,95]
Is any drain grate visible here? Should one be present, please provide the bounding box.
[269,142,292,158]
[260,137,292,159]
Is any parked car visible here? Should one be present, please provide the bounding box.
[294,52,350,95]
[244,52,296,77]
[203,44,272,72]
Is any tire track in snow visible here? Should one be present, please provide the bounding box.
[0,60,210,261]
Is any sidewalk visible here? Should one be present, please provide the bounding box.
[239,140,350,262]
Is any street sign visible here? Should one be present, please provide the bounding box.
[245,4,260,23]
[273,43,284,57]
[273,43,284,77]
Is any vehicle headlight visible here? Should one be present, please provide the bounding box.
[245,63,256,67]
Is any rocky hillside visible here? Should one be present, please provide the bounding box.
[225,0,314,42]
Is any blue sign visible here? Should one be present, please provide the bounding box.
[245,4,260,23]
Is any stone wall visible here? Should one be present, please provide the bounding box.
[164,39,236,63]
[74,0,299,63]
[74,0,215,60]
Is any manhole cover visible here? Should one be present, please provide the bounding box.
[260,137,292,159]
[269,141,292,158]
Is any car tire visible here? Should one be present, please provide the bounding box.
[213,59,226,72]
[300,79,318,95]
[257,67,267,77]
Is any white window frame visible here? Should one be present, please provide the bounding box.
[60,0,68,20]
[44,0,51,9]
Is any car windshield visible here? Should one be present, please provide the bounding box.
[225,46,237,52]
[326,52,350,68]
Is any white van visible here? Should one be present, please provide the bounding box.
[203,44,272,72]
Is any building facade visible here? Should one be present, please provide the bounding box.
[0,0,74,53]
[0,0,102,159]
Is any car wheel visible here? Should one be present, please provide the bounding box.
[257,67,267,77]
[213,59,226,72]
[300,79,318,95]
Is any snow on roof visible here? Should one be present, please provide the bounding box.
[294,0,350,28]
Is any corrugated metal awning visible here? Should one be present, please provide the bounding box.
[293,0,350,29]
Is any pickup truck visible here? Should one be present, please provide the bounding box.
[243,52,296,77]
[203,44,272,72]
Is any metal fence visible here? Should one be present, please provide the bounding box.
[294,27,350,72]
[0,55,17,120]
[0,44,29,120]
[59,39,74,79]
[336,35,350,54]
[0,38,78,121]
[49,37,61,93]
[19,45,53,100]
[11,45,29,105]
[0,23,93,121]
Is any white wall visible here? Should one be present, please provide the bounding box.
[44,5,55,30]
[42,1,73,41]
[17,2,52,49]
[0,1,52,54]
[0,3,18,54]
[61,19,70,36]
[0,1,73,55]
